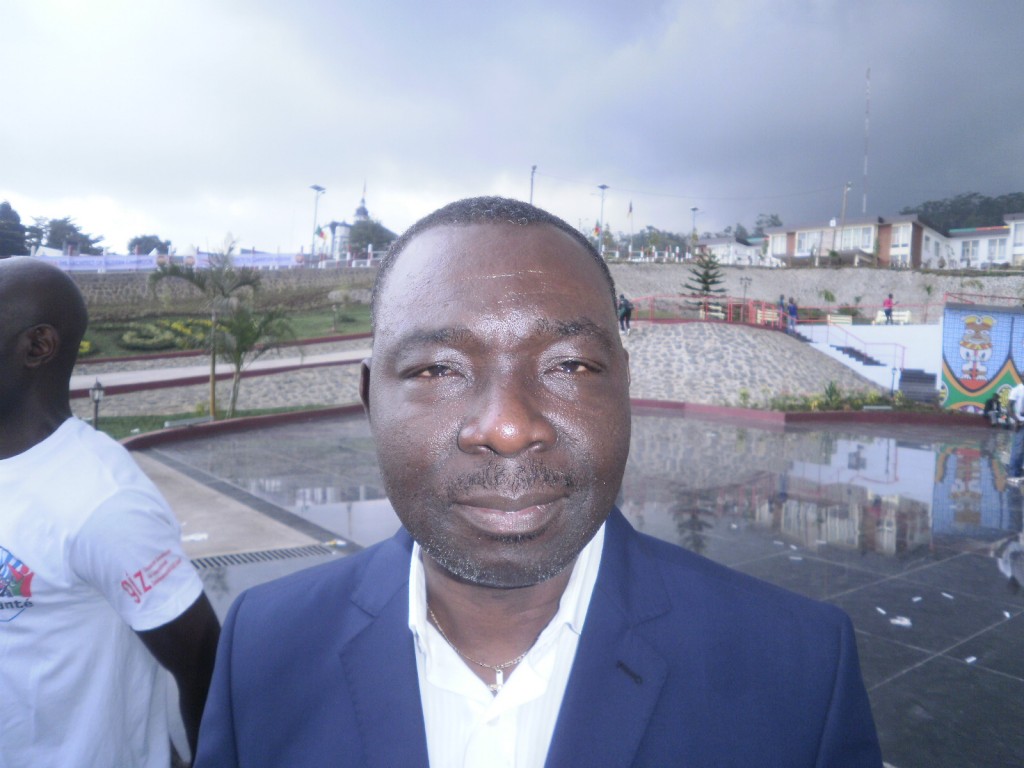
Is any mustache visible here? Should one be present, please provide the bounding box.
[445,460,578,497]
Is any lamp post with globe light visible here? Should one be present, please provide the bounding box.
[89,379,104,429]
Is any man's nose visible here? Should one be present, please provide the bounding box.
[457,379,557,457]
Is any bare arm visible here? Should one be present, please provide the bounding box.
[138,593,221,761]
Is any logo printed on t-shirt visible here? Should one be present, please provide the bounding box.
[120,549,183,604]
[0,546,35,622]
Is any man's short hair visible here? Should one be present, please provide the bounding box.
[371,196,617,329]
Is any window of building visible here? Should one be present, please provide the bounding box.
[1015,225,1024,246]
[990,238,1007,261]
[962,240,979,261]
[891,225,909,247]
[796,230,821,255]
[771,234,786,255]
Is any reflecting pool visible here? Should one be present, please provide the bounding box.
[155,408,1023,562]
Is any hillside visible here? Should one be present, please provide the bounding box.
[622,321,880,406]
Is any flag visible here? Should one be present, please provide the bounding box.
[593,223,601,236]
[316,226,326,240]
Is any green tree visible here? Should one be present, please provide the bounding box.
[128,234,172,255]
[149,242,261,420]
[0,202,28,257]
[348,219,396,255]
[215,306,296,417]
[684,252,727,316]
[753,213,783,237]
[900,191,1024,232]
[44,217,104,254]
[25,217,46,253]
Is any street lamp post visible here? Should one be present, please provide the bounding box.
[740,276,752,322]
[89,379,104,429]
[310,184,326,266]
[838,181,852,260]
[597,184,609,255]
[690,206,699,258]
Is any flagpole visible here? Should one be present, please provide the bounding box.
[629,201,634,259]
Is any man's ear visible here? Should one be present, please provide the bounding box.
[359,358,372,418]
[23,325,60,369]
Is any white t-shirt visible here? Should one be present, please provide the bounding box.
[1010,383,1024,422]
[0,418,203,768]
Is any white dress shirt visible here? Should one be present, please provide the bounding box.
[408,524,605,768]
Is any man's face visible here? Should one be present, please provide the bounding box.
[364,223,631,588]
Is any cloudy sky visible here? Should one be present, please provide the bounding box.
[2,0,1022,254]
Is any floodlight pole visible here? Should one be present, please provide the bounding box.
[598,184,609,254]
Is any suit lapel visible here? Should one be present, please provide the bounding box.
[545,511,670,768]
[338,530,430,768]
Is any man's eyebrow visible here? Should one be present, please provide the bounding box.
[536,317,610,341]
[393,326,475,348]
[391,318,612,351]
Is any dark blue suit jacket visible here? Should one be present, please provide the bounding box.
[195,510,882,767]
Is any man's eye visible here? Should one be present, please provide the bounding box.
[414,364,453,378]
[553,360,592,374]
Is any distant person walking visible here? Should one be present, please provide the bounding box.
[787,297,798,334]
[617,293,633,335]
[777,294,786,330]
[1008,381,1024,486]
[883,294,895,325]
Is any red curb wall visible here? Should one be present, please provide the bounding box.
[121,404,367,450]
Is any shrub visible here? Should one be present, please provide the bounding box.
[119,322,178,351]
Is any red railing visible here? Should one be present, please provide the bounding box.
[632,295,941,325]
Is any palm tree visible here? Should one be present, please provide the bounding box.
[149,242,261,420]
[215,307,296,417]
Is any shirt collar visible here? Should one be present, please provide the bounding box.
[408,522,606,655]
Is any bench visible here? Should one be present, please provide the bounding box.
[872,309,911,325]
[699,306,726,321]
[827,314,853,325]
[756,308,780,325]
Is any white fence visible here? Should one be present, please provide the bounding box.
[31,251,379,273]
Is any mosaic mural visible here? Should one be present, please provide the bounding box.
[941,303,1024,413]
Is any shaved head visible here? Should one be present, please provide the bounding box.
[0,258,88,451]
[0,258,88,378]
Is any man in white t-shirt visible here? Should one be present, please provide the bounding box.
[0,258,220,767]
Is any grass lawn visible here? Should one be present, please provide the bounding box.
[81,306,371,360]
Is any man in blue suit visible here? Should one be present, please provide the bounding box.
[195,197,882,767]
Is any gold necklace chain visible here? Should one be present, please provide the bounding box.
[428,606,533,692]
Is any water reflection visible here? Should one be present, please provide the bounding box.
[156,410,1024,562]
[621,411,1022,563]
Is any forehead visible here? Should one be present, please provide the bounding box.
[377,223,608,319]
